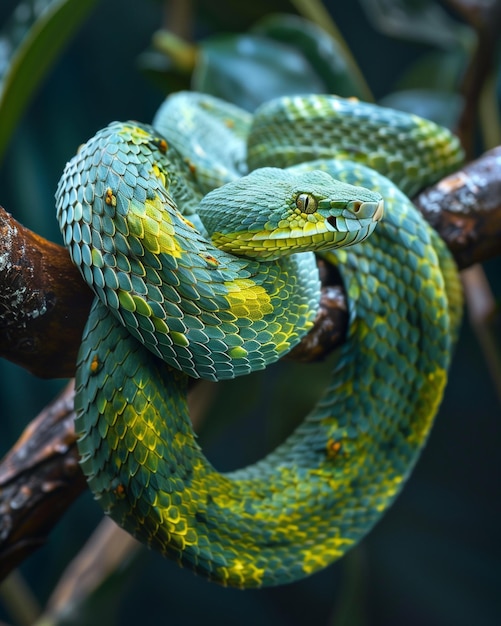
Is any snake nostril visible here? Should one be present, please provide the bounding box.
[351,201,362,213]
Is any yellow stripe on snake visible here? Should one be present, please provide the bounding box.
[56,92,464,588]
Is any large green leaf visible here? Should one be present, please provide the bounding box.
[192,13,372,111]
[252,13,369,100]
[0,0,99,162]
[193,34,326,111]
[358,0,473,49]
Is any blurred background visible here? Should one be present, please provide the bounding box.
[0,0,500,624]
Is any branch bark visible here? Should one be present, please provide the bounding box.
[445,0,501,157]
[0,206,93,378]
[0,381,86,581]
[414,146,501,269]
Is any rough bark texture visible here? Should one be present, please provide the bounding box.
[415,147,501,269]
[0,206,93,378]
[0,382,87,581]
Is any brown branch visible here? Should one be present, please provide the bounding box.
[0,206,93,378]
[43,518,140,622]
[1,148,501,582]
[414,146,501,269]
[287,264,348,363]
[0,381,87,582]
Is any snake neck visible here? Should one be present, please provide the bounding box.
[153,91,251,192]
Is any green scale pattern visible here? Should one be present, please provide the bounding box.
[56,122,326,381]
[248,94,463,197]
[57,93,464,588]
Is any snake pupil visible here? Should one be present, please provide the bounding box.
[296,192,317,214]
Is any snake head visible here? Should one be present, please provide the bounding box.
[200,167,384,260]
[297,169,384,235]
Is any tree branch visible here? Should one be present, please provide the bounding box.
[414,146,501,269]
[445,0,501,157]
[0,381,86,581]
[3,146,501,377]
[0,207,93,378]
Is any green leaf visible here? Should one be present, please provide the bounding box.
[192,13,374,109]
[193,33,326,111]
[358,0,473,50]
[150,14,373,108]
[0,0,99,162]
[379,89,463,128]
[251,13,369,100]
[395,49,468,93]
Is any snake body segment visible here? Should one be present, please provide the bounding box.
[57,93,464,588]
[57,121,381,380]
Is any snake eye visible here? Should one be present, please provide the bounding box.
[296,193,317,214]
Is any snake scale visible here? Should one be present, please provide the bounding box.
[56,92,464,588]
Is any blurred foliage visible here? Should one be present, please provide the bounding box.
[0,0,500,625]
[358,0,473,48]
[160,14,370,109]
[0,0,99,163]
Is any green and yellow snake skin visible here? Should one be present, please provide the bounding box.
[56,92,464,588]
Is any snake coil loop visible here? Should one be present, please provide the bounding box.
[56,92,463,588]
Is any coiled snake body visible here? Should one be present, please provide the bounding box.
[56,93,464,588]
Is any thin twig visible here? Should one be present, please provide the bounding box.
[0,382,86,582]
[461,265,501,404]
[450,0,501,157]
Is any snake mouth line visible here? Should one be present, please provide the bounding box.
[327,215,338,229]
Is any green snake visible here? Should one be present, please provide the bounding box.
[56,92,464,588]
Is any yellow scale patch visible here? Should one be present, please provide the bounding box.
[223,278,273,321]
[217,560,266,587]
[211,213,328,258]
[126,193,183,258]
[301,537,354,575]
[408,365,447,445]
[151,163,167,188]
